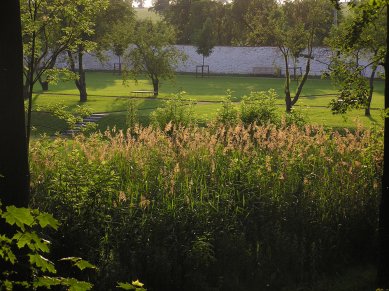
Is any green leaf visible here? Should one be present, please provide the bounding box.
[62,278,93,291]
[2,206,35,231]
[33,276,62,288]
[13,231,50,253]
[60,257,97,271]
[36,212,60,230]
[0,245,17,264]
[132,280,144,288]
[116,282,136,290]
[28,253,57,274]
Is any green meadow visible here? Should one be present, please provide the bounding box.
[30,72,385,135]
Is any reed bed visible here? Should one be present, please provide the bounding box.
[29,123,383,291]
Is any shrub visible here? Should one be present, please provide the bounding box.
[36,103,97,133]
[126,98,139,130]
[240,89,280,125]
[151,91,195,129]
[216,89,239,125]
[282,106,309,128]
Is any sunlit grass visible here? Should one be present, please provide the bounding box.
[30,72,385,135]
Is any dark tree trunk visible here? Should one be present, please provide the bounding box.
[38,57,57,91]
[23,78,31,100]
[291,48,311,107]
[0,3,31,284]
[365,65,377,117]
[77,47,87,102]
[0,0,30,208]
[0,5,31,286]
[377,4,389,288]
[67,46,87,102]
[39,78,49,91]
[202,55,205,77]
[282,50,292,112]
[152,78,159,97]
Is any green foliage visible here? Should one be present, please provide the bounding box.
[124,19,187,95]
[36,103,97,133]
[29,123,382,290]
[0,202,95,290]
[248,0,334,110]
[117,280,146,290]
[216,90,239,125]
[325,1,386,115]
[327,62,369,114]
[94,0,135,55]
[282,106,309,128]
[126,99,139,130]
[153,0,232,45]
[151,91,195,128]
[20,0,109,96]
[194,18,216,62]
[29,145,122,290]
[42,68,79,86]
[240,89,280,125]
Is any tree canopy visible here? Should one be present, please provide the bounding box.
[124,19,187,96]
[194,17,216,66]
[326,1,386,116]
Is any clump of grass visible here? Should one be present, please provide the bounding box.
[29,123,383,290]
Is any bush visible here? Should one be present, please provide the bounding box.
[36,103,97,133]
[240,89,280,126]
[126,98,139,130]
[216,89,239,125]
[282,106,309,128]
[151,91,195,129]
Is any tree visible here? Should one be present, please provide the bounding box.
[94,0,135,73]
[125,20,187,96]
[231,0,278,46]
[245,0,333,111]
[272,0,333,112]
[20,0,108,144]
[153,0,231,45]
[326,3,386,116]
[64,0,109,102]
[21,0,68,99]
[0,0,30,282]
[194,17,216,70]
[1,0,30,209]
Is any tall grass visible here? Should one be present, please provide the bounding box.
[29,123,383,290]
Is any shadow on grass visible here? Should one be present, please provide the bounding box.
[30,111,67,137]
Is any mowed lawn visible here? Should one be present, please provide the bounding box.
[30,72,385,135]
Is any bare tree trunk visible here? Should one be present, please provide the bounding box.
[291,48,312,107]
[365,65,377,117]
[152,78,159,97]
[282,49,292,112]
[23,77,31,99]
[38,56,58,91]
[77,47,87,102]
[67,46,88,102]
[0,5,31,286]
[0,0,30,209]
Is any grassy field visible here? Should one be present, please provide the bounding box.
[30,72,385,135]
